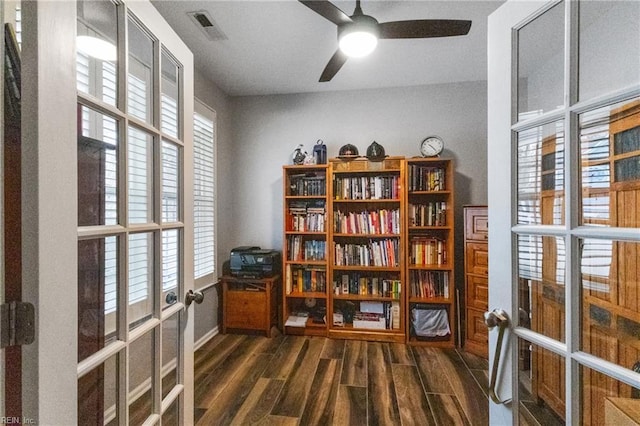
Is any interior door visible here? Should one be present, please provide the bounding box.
[75,1,195,424]
[488,0,640,424]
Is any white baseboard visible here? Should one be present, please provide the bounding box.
[195,326,219,351]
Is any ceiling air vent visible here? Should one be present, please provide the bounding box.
[187,10,227,41]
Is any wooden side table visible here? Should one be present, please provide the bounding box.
[221,275,280,337]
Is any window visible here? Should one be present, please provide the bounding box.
[193,102,216,285]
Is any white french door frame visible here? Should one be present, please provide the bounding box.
[488,0,640,424]
[20,1,194,423]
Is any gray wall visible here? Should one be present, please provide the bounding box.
[228,80,489,297]
[229,80,488,247]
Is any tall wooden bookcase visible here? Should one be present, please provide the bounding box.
[282,165,330,336]
[405,158,456,347]
[328,157,406,343]
[282,157,457,346]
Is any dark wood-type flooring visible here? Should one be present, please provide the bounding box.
[194,330,490,425]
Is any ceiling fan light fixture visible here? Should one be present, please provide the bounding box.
[339,30,377,57]
[338,15,380,58]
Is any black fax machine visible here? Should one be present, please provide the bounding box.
[230,246,281,278]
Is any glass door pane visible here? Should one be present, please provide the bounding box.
[517,121,565,225]
[76,0,118,105]
[578,2,640,102]
[517,1,565,120]
[161,51,180,138]
[128,126,154,224]
[127,17,154,124]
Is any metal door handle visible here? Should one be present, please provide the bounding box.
[185,289,204,306]
[484,308,511,404]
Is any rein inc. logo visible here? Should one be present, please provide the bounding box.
[0,417,36,425]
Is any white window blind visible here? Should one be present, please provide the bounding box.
[193,111,215,279]
[162,230,179,291]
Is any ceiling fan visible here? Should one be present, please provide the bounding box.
[300,0,472,82]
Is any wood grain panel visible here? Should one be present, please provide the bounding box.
[388,342,415,365]
[412,347,454,394]
[196,335,269,408]
[195,334,245,378]
[458,348,489,371]
[367,342,401,425]
[321,338,346,359]
[430,349,489,425]
[251,415,299,425]
[271,337,326,417]
[300,358,342,425]
[427,394,471,426]
[231,378,284,425]
[334,385,368,426]
[196,352,273,425]
[341,340,367,386]
[392,364,435,425]
[262,335,306,379]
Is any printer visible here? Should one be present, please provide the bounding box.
[229,246,281,278]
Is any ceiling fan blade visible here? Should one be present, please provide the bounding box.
[319,49,348,82]
[378,19,472,39]
[299,1,353,26]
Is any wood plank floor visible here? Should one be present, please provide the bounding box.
[194,330,490,425]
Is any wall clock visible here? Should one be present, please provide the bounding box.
[420,136,444,157]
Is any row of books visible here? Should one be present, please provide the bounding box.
[408,202,447,227]
[288,173,326,196]
[285,264,327,294]
[334,274,401,299]
[286,236,326,261]
[288,200,326,232]
[333,175,400,200]
[333,301,401,330]
[410,237,447,265]
[334,239,399,267]
[410,270,450,299]
[408,165,446,191]
[333,209,401,235]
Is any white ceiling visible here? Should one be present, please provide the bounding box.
[151,0,505,96]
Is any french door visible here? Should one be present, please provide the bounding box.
[488,0,640,424]
[19,1,195,423]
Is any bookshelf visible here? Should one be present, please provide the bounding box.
[327,157,406,343]
[282,165,329,336]
[405,158,456,346]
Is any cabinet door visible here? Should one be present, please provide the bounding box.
[466,242,489,276]
[466,275,488,311]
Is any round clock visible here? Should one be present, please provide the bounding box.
[420,136,444,157]
[304,297,317,309]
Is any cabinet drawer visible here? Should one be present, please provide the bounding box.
[466,275,488,310]
[465,242,488,275]
[464,207,488,241]
[225,291,267,330]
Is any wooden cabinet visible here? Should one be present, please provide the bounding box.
[405,158,456,347]
[282,165,329,336]
[221,275,280,337]
[463,205,488,357]
[328,157,405,343]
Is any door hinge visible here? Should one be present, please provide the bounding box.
[0,301,35,349]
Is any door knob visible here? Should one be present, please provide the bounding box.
[165,291,177,305]
[185,289,204,306]
[484,308,509,329]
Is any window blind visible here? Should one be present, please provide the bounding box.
[193,111,215,279]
